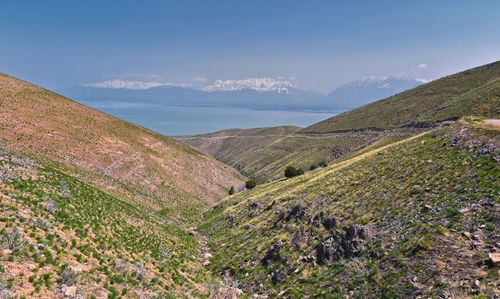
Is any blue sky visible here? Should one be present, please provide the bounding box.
[1,0,499,93]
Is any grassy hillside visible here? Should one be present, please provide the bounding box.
[418,78,500,122]
[0,73,246,297]
[303,60,500,133]
[178,61,499,183]
[199,120,500,298]
[174,126,301,163]
[231,136,365,182]
[0,148,214,297]
[177,128,367,182]
[0,73,243,214]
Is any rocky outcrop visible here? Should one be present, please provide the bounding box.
[316,224,367,265]
[286,203,304,221]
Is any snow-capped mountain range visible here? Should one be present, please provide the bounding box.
[202,78,296,94]
[59,76,424,111]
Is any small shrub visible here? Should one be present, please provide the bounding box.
[159,208,170,216]
[310,164,318,170]
[245,180,257,189]
[296,168,304,175]
[58,268,78,286]
[284,166,298,178]
[228,186,235,195]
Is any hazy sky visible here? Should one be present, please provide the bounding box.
[1,1,499,93]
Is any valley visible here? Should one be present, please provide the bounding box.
[1,60,499,298]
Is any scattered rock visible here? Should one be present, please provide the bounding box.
[226,213,236,226]
[0,290,15,298]
[44,200,60,213]
[316,242,331,265]
[438,290,450,298]
[316,224,367,265]
[424,204,433,211]
[286,203,304,221]
[262,241,281,265]
[61,285,77,298]
[345,224,366,240]
[323,217,337,230]
[271,271,285,285]
[208,287,243,299]
[68,265,83,273]
[311,212,324,227]
[488,252,500,267]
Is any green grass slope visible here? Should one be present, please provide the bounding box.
[199,120,500,298]
[419,78,500,122]
[174,126,301,163]
[232,136,365,182]
[0,147,213,297]
[303,60,500,133]
[0,73,245,297]
[176,126,367,182]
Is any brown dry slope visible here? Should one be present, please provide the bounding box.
[0,73,243,214]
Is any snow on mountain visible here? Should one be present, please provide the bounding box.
[202,78,296,94]
[85,79,190,90]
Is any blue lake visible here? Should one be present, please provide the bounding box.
[79,101,337,136]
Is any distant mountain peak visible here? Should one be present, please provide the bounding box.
[84,79,191,90]
[202,77,297,94]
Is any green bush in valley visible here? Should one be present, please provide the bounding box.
[245,180,257,189]
[159,208,170,216]
[228,186,235,195]
[284,166,298,178]
[285,166,304,178]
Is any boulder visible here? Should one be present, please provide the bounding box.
[488,252,500,267]
[286,203,304,221]
[261,241,281,265]
[323,217,336,230]
[316,242,331,265]
[61,285,77,298]
[345,224,366,240]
